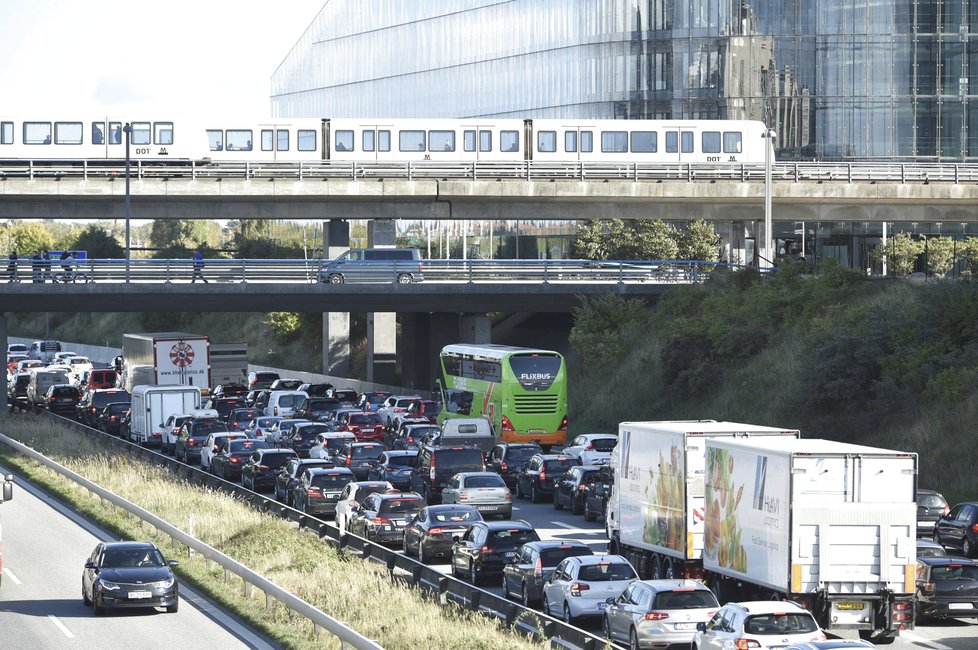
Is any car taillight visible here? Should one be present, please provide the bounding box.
[644,611,669,621]
[585,443,594,451]
[372,516,390,525]
[459,493,470,501]
[734,641,761,650]
[109,416,117,422]
[188,439,197,446]
[407,436,414,444]
[308,487,322,498]
[578,483,588,491]
[971,523,978,535]
[345,456,352,466]
[533,557,543,578]
[570,582,590,596]
[430,456,437,480]
[892,601,912,622]
[501,416,515,433]
[539,468,546,480]
[257,464,269,471]
[943,505,951,515]
[229,457,242,464]
[273,407,279,415]
[500,461,508,472]
[479,545,496,556]
[428,527,445,535]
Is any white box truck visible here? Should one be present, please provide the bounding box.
[126,384,202,447]
[607,420,800,582]
[702,436,917,642]
[122,333,210,392]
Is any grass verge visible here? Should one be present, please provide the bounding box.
[0,412,549,650]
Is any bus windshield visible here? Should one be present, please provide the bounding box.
[509,354,561,390]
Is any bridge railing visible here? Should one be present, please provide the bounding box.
[3,159,978,184]
[1,257,763,285]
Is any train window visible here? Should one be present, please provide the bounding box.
[92,123,105,145]
[335,130,354,152]
[207,129,223,152]
[631,131,656,152]
[429,130,455,152]
[131,122,151,146]
[566,130,594,153]
[155,122,174,146]
[108,123,122,145]
[24,122,52,145]
[261,129,273,152]
[723,131,743,153]
[665,131,681,153]
[2,121,13,145]
[564,131,576,152]
[399,130,425,152]
[362,130,391,152]
[363,131,375,152]
[227,130,253,151]
[702,131,721,154]
[538,131,556,152]
[463,130,475,152]
[278,130,290,151]
[298,130,316,151]
[683,132,694,152]
[55,122,83,145]
[501,130,519,152]
[601,131,628,153]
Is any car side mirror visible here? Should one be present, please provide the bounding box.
[168,560,180,568]
[605,596,616,605]
[696,622,706,632]
[85,561,96,570]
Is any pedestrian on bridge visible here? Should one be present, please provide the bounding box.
[191,250,208,284]
[6,251,18,283]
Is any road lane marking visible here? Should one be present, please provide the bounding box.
[2,567,22,585]
[48,615,75,638]
[900,631,952,650]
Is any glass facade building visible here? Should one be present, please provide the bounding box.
[273,0,978,161]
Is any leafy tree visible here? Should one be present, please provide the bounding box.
[958,237,978,277]
[610,219,679,260]
[925,236,956,277]
[873,232,924,276]
[149,219,219,253]
[570,220,609,259]
[70,224,125,258]
[8,222,55,256]
[569,294,649,369]
[676,219,721,261]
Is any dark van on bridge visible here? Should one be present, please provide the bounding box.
[319,248,423,285]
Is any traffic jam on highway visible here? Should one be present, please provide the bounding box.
[5,337,975,649]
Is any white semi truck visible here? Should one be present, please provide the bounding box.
[122,333,210,392]
[125,384,202,447]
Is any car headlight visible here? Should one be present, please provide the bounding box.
[154,577,176,589]
[98,579,121,591]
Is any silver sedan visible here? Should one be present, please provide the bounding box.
[440,471,512,519]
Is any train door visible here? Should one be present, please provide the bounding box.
[258,123,299,161]
[358,125,394,162]
[663,127,696,163]
[560,126,595,161]
[462,126,495,160]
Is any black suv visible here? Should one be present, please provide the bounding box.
[451,520,540,586]
[917,488,950,538]
[283,422,330,458]
[333,442,386,480]
[514,453,576,503]
[409,445,486,505]
[241,448,299,491]
[8,373,31,412]
[349,491,425,545]
[293,397,341,422]
[174,417,229,464]
[292,467,356,516]
[485,443,543,488]
[42,384,81,416]
[77,388,131,428]
[552,465,602,515]
[502,540,594,606]
[275,458,337,506]
[935,501,978,557]
[582,463,614,523]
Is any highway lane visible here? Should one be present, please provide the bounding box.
[0,463,279,650]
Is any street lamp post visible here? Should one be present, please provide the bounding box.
[762,129,777,268]
[124,123,132,282]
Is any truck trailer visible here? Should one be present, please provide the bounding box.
[121,333,210,392]
[703,436,917,641]
[125,384,202,447]
[607,420,801,582]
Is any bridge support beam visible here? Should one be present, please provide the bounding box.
[322,220,351,376]
[400,313,491,391]
[366,220,398,383]
[0,312,6,411]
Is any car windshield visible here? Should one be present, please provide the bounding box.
[379,498,424,514]
[102,548,166,568]
[228,440,267,453]
[545,459,575,473]
[932,564,978,580]
[919,494,946,508]
[194,421,229,436]
[539,546,593,567]
[652,590,718,609]
[350,414,382,425]
[94,391,130,407]
[589,438,617,452]
[463,475,505,488]
[432,508,481,523]
[744,613,819,635]
[295,429,324,441]
[352,446,384,460]
[387,455,417,468]
[262,453,296,468]
[408,426,439,437]
[488,529,539,549]
[308,399,339,410]
[507,447,541,462]
[577,562,637,582]
[311,473,353,489]
[367,394,389,404]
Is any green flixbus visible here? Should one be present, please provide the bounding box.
[434,344,568,448]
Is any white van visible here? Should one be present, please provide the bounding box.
[440,417,496,451]
[28,340,62,364]
[263,390,309,418]
[27,369,72,409]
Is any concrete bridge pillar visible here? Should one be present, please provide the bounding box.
[400,312,491,391]
[460,314,491,343]
[366,219,397,383]
[322,220,350,375]
[0,312,7,411]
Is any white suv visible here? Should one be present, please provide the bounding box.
[693,601,826,650]
[561,433,617,466]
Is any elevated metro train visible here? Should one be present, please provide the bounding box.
[0,117,772,165]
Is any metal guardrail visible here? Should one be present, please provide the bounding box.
[1,257,756,285]
[2,159,978,184]
[0,430,383,649]
[4,413,611,650]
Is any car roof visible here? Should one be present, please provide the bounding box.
[579,433,617,439]
[307,467,354,477]
[425,503,480,513]
[633,578,711,591]
[479,519,534,530]
[102,541,159,551]
[384,450,418,456]
[726,600,811,614]
[375,491,423,500]
[520,540,591,550]
[919,556,978,566]
[569,554,630,566]
[456,471,503,479]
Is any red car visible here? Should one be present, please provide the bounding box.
[335,411,385,442]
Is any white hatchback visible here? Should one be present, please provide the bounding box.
[693,601,826,650]
[542,554,637,625]
[560,433,618,466]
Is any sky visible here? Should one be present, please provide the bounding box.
[0,0,324,116]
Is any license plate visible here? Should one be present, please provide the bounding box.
[836,602,865,610]
[128,591,152,599]
[674,623,696,631]
[949,603,974,610]
[528,429,546,435]
[326,493,340,499]
[918,520,933,527]
[597,601,608,611]
[504,552,515,559]
[477,505,498,511]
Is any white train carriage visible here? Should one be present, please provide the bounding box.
[528,118,769,164]
[202,118,325,162]
[0,116,208,161]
